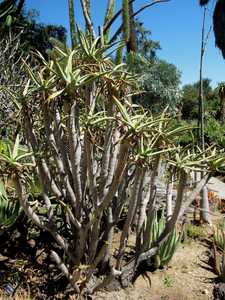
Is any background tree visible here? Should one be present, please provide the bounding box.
[0,33,28,138]
[0,0,67,54]
[121,18,182,112]
[129,53,182,112]
[181,79,215,120]
[0,0,67,138]
[180,79,225,148]
[135,20,161,59]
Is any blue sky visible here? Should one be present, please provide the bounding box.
[25,0,225,87]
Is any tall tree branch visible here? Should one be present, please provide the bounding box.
[80,0,96,38]
[109,0,171,44]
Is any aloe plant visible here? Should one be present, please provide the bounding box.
[213,243,225,282]
[158,227,180,267]
[0,181,20,233]
[0,26,222,293]
[0,135,33,173]
[214,224,225,251]
[210,223,225,282]
[149,212,181,268]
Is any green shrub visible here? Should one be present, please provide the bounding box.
[163,274,174,288]
[205,116,225,147]
[186,223,207,240]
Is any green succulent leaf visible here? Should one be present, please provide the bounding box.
[0,182,21,231]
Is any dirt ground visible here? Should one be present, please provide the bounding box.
[94,240,216,300]
[0,235,218,300]
[0,214,221,299]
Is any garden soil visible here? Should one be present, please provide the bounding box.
[94,240,216,300]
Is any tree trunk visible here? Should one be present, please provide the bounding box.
[198,5,211,224]
[200,185,212,225]
[166,174,173,220]
[68,0,77,48]
[126,2,137,53]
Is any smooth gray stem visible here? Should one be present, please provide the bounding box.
[85,135,99,205]
[42,192,54,221]
[14,174,45,229]
[80,0,96,38]
[14,174,75,263]
[91,142,129,225]
[143,155,161,250]
[105,129,120,191]
[136,170,150,252]
[68,102,82,214]
[166,174,174,220]
[51,250,80,293]
[99,125,113,197]
[24,115,62,199]
[116,167,143,269]
[179,173,210,219]
[54,108,73,184]
[200,185,212,225]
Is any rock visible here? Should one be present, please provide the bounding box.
[27,238,36,248]
[36,249,47,265]
[0,254,9,262]
[202,289,209,295]
[213,283,225,300]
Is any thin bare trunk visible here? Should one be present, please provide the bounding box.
[68,102,82,215]
[198,5,211,224]
[80,0,96,38]
[116,167,144,269]
[68,0,77,48]
[95,142,129,216]
[143,155,161,250]
[100,207,114,273]
[51,250,80,293]
[166,173,174,220]
[136,173,150,252]
[14,174,75,262]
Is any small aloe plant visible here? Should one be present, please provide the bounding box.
[0,181,20,234]
[214,223,225,251]
[213,244,225,282]
[158,226,180,267]
[0,135,33,174]
[0,136,32,234]
[150,212,181,268]
[211,223,225,282]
